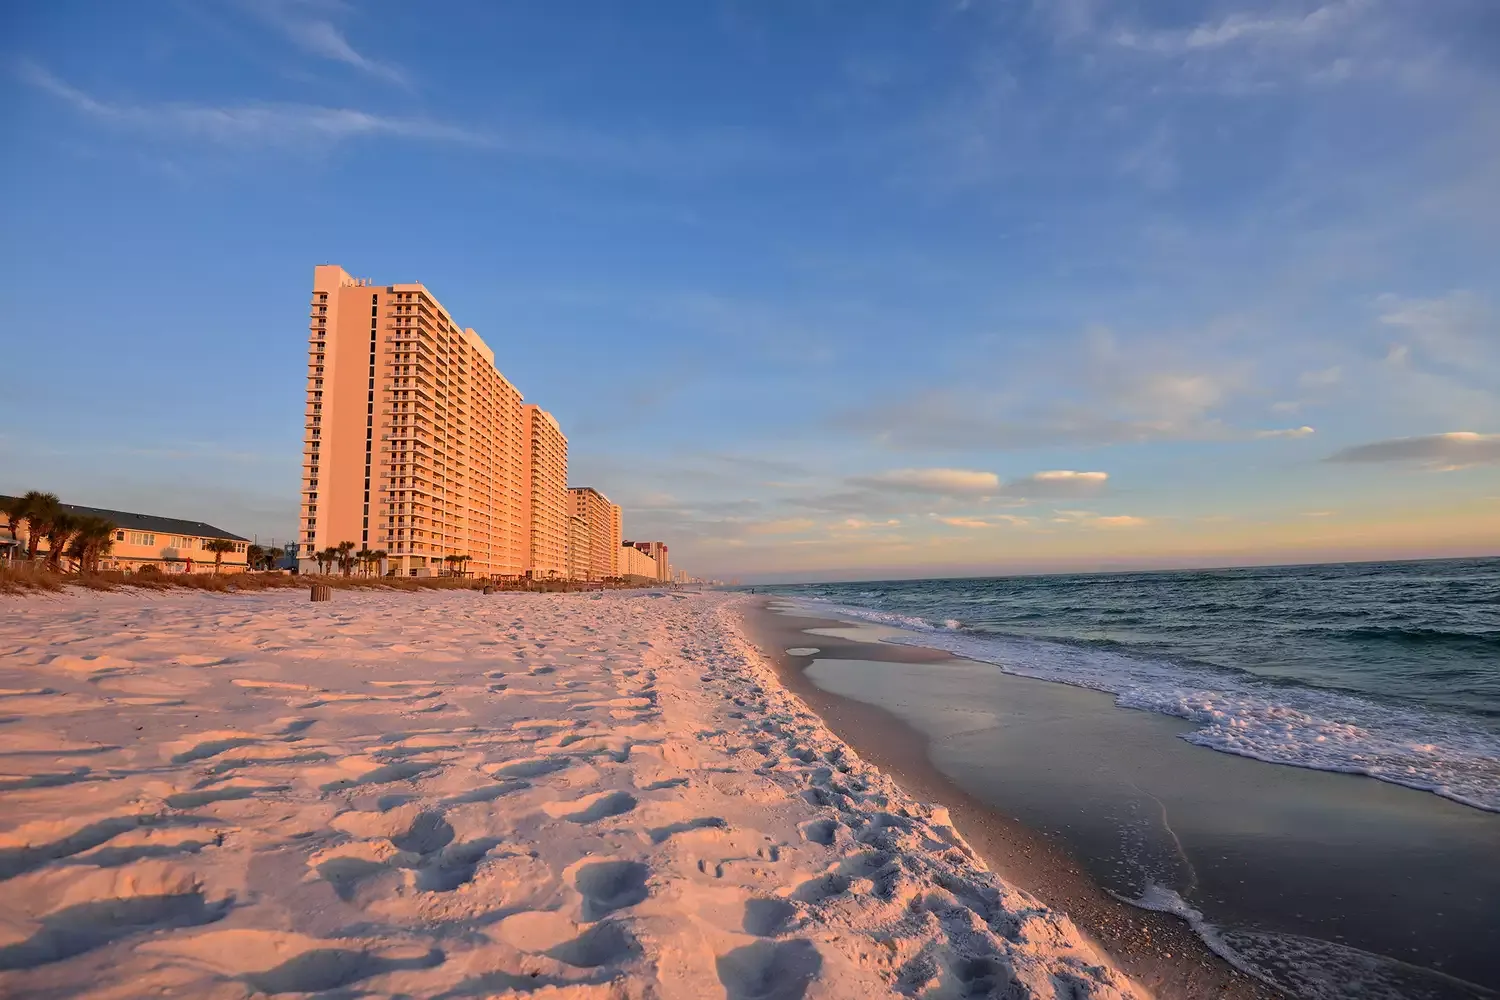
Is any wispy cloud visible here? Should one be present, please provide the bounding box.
[935,514,1036,529]
[245,0,408,85]
[16,62,792,174]
[999,470,1109,498]
[16,61,484,146]
[1254,425,1316,439]
[1110,1,1369,56]
[1377,291,1494,370]
[848,468,999,494]
[1325,431,1500,469]
[1050,510,1150,528]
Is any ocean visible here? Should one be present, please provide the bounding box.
[767,557,1500,812]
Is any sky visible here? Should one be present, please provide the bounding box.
[2,0,1498,582]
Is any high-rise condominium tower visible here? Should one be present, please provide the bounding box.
[567,487,616,581]
[609,503,623,578]
[522,404,569,579]
[300,265,527,577]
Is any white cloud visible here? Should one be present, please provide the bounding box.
[264,8,408,85]
[1050,510,1150,528]
[848,468,999,494]
[837,326,1252,451]
[16,62,485,147]
[935,514,1035,529]
[1254,426,1316,438]
[1000,470,1109,498]
[1325,431,1500,469]
[1111,1,1368,56]
[16,63,789,174]
[1377,292,1493,369]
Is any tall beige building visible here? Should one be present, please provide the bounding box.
[566,514,589,581]
[609,503,623,577]
[568,487,617,580]
[522,404,568,578]
[300,265,527,577]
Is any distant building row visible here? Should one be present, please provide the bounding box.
[299,265,674,580]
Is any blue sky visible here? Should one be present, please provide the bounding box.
[3,0,1497,581]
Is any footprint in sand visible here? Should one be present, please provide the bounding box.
[542,790,637,824]
[715,939,822,1000]
[547,921,639,969]
[486,756,573,779]
[144,930,442,994]
[0,863,231,971]
[573,860,649,920]
[742,898,799,937]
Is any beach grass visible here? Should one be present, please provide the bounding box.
[0,563,632,595]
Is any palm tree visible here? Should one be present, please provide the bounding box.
[317,547,337,575]
[355,547,375,576]
[443,553,459,576]
[21,491,60,562]
[2,495,30,562]
[336,541,356,577]
[247,544,265,571]
[205,538,236,574]
[65,516,117,573]
[44,512,77,572]
[371,549,388,576]
[455,554,471,578]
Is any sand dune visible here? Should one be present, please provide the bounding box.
[0,589,1142,999]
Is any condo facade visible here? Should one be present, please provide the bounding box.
[617,543,658,581]
[630,540,671,582]
[301,265,526,577]
[568,486,617,580]
[522,404,569,579]
[299,265,677,583]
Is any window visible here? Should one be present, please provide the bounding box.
[125,531,156,546]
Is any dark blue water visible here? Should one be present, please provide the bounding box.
[767,558,1500,811]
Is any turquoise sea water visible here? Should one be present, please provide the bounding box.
[767,558,1500,812]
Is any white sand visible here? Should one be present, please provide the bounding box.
[0,589,1143,999]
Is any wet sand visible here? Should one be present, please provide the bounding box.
[740,599,1284,1000]
[743,598,1500,1000]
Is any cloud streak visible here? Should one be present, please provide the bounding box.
[251,1,409,85]
[848,468,999,494]
[16,61,484,146]
[1254,426,1316,439]
[1325,432,1500,469]
[15,62,791,174]
[999,470,1109,498]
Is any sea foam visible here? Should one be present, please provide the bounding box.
[792,598,1500,813]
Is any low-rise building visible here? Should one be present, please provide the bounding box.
[617,543,658,582]
[629,540,670,582]
[1,500,250,574]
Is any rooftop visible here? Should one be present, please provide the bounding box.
[1,497,248,542]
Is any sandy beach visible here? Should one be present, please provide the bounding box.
[0,588,1143,999]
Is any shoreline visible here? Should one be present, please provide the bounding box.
[738,596,1281,1000]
